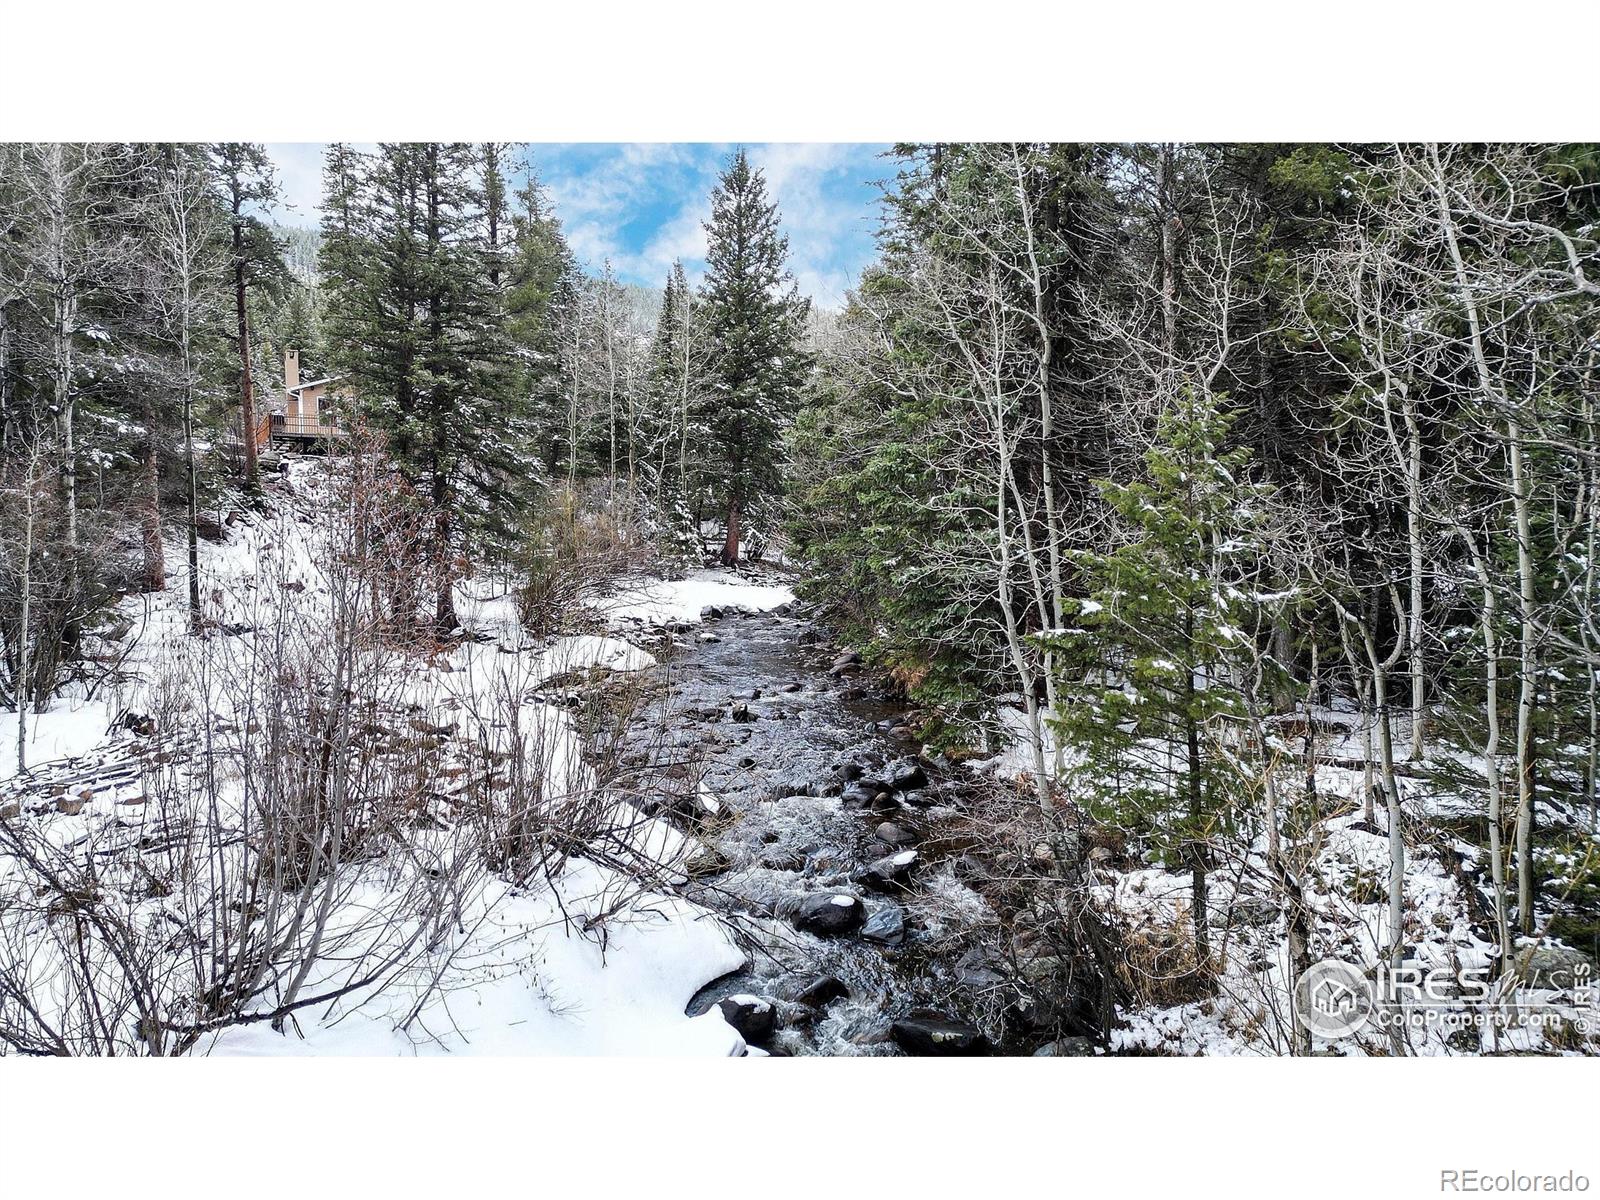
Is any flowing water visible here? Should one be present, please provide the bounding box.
[615,600,1026,1056]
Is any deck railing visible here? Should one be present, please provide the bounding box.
[270,415,347,439]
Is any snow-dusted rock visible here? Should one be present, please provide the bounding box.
[792,892,866,936]
[716,993,777,1044]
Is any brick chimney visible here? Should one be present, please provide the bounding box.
[284,348,300,391]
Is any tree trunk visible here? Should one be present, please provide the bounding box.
[1182,609,1209,965]
[1481,563,1512,959]
[1588,392,1599,834]
[1508,416,1538,933]
[721,495,740,566]
[141,396,165,593]
[1405,397,1427,760]
[183,350,201,627]
[1186,709,1208,965]
[15,449,37,774]
[1261,751,1312,1055]
[235,242,259,493]
[53,290,80,656]
[1373,656,1405,970]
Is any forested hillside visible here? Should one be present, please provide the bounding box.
[1,142,1596,1056]
[789,143,1600,1053]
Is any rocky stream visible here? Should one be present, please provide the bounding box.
[611,595,1100,1057]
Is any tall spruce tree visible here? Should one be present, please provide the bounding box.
[208,143,287,495]
[698,150,809,564]
[319,142,519,633]
[505,169,578,478]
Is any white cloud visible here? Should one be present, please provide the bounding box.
[262,142,883,306]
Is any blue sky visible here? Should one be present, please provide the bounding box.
[265,143,890,308]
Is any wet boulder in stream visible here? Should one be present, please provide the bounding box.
[860,849,920,892]
[831,761,865,788]
[890,1011,989,1056]
[792,892,867,936]
[839,784,875,809]
[887,761,929,792]
[716,994,778,1044]
[861,904,907,946]
[793,975,850,1008]
[875,821,919,846]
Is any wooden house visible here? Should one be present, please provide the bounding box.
[252,349,349,451]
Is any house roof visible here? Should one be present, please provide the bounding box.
[288,376,341,393]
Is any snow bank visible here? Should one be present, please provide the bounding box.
[205,861,745,1057]
[0,698,115,782]
[598,570,796,629]
[1,463,750,1056]
[533,634,657,681]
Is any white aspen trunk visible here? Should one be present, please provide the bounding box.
[52,259,79,629]
[1508,416,1538,933]
[1369,637,1410,1057]
[988,347,1049,796]
[0,301,12,452]
[1405,399,1427,761]
[1259,741,1312,1056]
[1340,618,1378,824]
[1373,655,1406,966]
[15,448,38,774]
[1579,382,1597,834]
[175,168,202,627]
[1461,530,1512,960]
[1010,146,1069,773]
[1426,142,1539,932]
[1336,592,1407,1045]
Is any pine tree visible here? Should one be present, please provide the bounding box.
[698,150,809,564]
[1054,390,1275,964]
[505,169,578,478]
[208,143,288,494]
[320,142,519,633]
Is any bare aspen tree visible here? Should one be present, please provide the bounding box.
[4,431,48,772]
[145,146,223,628]
[1455,524,1513,957]
[9,144,121,651]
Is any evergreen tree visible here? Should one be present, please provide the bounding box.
[319,142,520,633]
[207,143,288,494]
[505,169,578,478]
[1053,390,1275,963]
[698,150,809,564]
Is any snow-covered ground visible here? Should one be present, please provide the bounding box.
[0,463,798,1056]
[205,862,745,1056]
[595,570,796,630]
[976,699,1599,1056]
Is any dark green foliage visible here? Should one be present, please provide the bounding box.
[1051,391,1271,861]
[504,167,579,479]
[319,142,523,628]
[697,150,810,562]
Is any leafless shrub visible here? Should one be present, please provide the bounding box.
[514,483,659,637]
